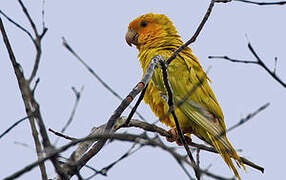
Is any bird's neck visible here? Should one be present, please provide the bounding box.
[137,36,183,72]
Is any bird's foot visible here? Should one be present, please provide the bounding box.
[166,127,192,146]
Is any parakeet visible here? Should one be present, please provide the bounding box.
[126,13,245,179]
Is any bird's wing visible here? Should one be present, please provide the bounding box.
[154,48,226,131]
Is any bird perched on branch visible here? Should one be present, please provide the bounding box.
[126,13,245,179]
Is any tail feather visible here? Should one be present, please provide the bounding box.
[178,98,246,179]
[207,132,246,180]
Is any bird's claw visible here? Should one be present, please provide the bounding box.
[166,128,192,146]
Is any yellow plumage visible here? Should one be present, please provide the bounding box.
[126,13,245,179]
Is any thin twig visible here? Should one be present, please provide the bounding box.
[196,148,200,169]
[49,128,78,141]
[18,0,38,37]
[62,38,147,122]
[166,0,216,65]
[55,86,84,144]
[158,59,200,179]
[274,57,278,74]
[85,143,141,179]
[0,10,34,41]
[225,103,270,134]
[209,42,286,88]
[41,0,46,31]
[0,116,30,140]
[203,171,235,180]
[248,42,286,88]
[123,83,148,126]
[209,56,257,64]
[234,0,286,5]
[14,141,33,149]
[17,0,48,83]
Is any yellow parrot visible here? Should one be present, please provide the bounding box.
[125,13,245,179]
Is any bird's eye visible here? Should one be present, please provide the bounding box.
[140,21,148,27]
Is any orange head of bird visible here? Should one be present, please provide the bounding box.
[125,13,180,50]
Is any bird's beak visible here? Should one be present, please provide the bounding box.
[125,28,138,47]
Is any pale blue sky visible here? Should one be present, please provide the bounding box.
[1,1,286,179]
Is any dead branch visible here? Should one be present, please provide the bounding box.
[50,115,264,174]
[209,42,286,88]
[17,0,48,84]
[52,56,161,179]
[49,128,77,141]
[234,0,286,5]
[166,0,216,65]
[0,4,65,178]
[225,103,270,134]
[6,130,234,180]
[0,116,30,140]
[54,86,84,145]
[123,84,148,126]
[62,38,147,122]
[0,17,49,180]
[126,118,265,173]
[158,59,200,179]
[5,132,185,180]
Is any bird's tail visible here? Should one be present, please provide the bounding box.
[207,133,246,180]
[176,97,246,179]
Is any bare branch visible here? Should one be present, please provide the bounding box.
[0,10,34,41]
[57,86,84,141]
[225,103,270,134]
[7,131,235,180]
[125,115,264,172]
[0,17,49,180]
[49,128,78,141]
[53,116,264,173]
[123,84,148,126]
[209,42,286,88]
[158,59,200,179]
[62,38,147,122]
[17,0,48,83]
[216,0,286,5]
[0,12,66,178]
[84,143,141,179]
[196,149,200,169]
[41,0,46,31]
[274,57,278,74]
[4,133,186,179]
[247,42,286,88]
[17,0,38,37]
[209,56,257,64]
[166,0,216,65]
[55,56,161,179]
[0,116,30,140]
[1,1,47,84]
[234,0,286,5]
